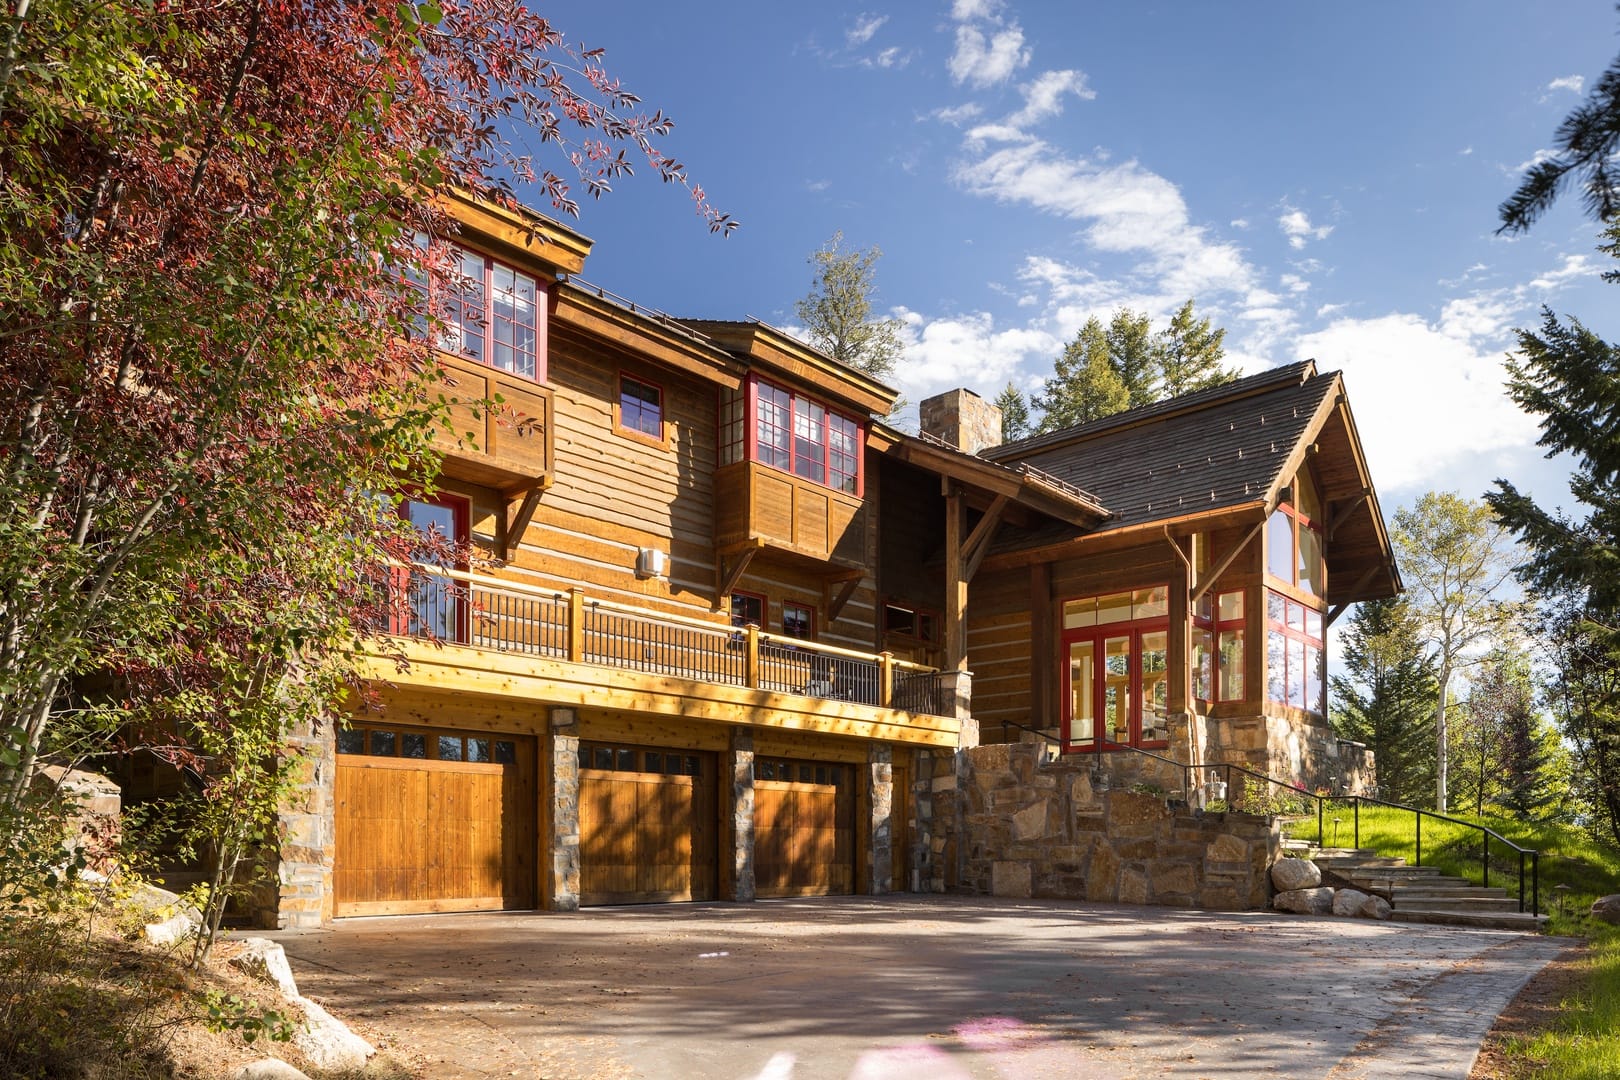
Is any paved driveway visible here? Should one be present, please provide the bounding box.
[270,895,1569,1080]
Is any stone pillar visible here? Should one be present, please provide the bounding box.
[547,707,581,911]
[913,747,956,894]
[868,744,893,895]
[941,669,977,749]
[272,715,336,929]
[726,728,755,902]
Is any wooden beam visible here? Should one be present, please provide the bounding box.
[962,494,1010,584]
[501,487,543,562]
[1191,520,1265,603]
[944,485,967,671]
[1325,567,1380,628]
[1327,489,1372,541]
[1029,562,1053,727]
[825,576,863,623]
[714,543,762,610]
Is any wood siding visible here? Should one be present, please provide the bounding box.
[715,461,869,569]
[433,352,554,491]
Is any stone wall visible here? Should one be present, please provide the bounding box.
[959,741,1278,910]
[268,715,336,929]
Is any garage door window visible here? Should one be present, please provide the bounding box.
[580,740,701,777]
[339,726,517,764]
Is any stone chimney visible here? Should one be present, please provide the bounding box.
[919,388,1002,456]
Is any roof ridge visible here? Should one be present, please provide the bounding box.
[986,359,1318,461]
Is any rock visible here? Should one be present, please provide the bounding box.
[1593,894,1620,925]
[1332,888,1371,917]
[128,881,203,923]
[144,911,200,946]
[231,1061,311,1080]
[1272,887,1334,914]
[294,997,375,1071]
[230,938,300,999]
[1270,857,1322,892]
[1359,895,1393,920]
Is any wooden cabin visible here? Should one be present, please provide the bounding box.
[269,193,1398,927]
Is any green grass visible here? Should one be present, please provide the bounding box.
[1284,802,1620,935]
[1500,923,1620,1079]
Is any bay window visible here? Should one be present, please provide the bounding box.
[400,234,544,382]
[1062,586,1170,751]
[719,378,865,494]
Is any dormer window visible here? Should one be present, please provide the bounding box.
[720,377,864,494]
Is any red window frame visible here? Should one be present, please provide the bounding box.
[1266,589,1325,716]
[1059,587,1172,753]
[729,590,767,629]
[1267,487,1325,598]
[393,492,471,644]
[615,372,666,445]
[735,376,865,495]
[782,601,815,640]
[1193,589,1247,705]
[401,235,546,383]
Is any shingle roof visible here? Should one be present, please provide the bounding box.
[986,361,1331,533]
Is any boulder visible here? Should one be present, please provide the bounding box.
[294,997,375,1071]
[231,1061,311,1080]
[1359,895,1393,920]
[1270,857,1322,892]
[1272,887,1334,914]
[1592,894,1620,925]
[230,938,301,999]
[1332,888,1371,917]
[144,911,200,947]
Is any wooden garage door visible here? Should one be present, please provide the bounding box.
[579,742,718,906]
[334,725,535,917]
[755,758,855,899]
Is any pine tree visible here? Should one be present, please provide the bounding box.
[1158,299,1237,397]
[795,231,904,383]
[1470,646,1561,816]
[1330,597,1440,807]
[994,382,1032,442]
[1107,308,1158,408]
[1033,317,1129,432]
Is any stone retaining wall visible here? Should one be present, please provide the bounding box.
[959,741,1278,910]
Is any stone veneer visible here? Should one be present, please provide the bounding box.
[547,706,581,911]
[269,715,336,928]
[919,389,1003,456]
[727,728,755,901]
[959,741,1278,910]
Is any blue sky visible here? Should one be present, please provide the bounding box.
[546,1,1620,516]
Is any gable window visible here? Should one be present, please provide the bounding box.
[1061,587,1170,751]
[721,378,864,494]
[1267,469,1325,598]
[400,234,544,382]
[615,373,665,443]
[884,602,941,645]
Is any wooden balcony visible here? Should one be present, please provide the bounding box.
[715,460,868,570]
[369,565,960,747]
[431,351,554,493]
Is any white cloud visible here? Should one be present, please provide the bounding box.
[1280,273,1310,295]
[866,46,909,69]
[1547,74,1585,95]
[948,23,1030,87]
[1460,146,1474,156]
[934,103,984,126]
[1316,302,1348,319]
[846,13,887,46]
[1295,314,1538,495]
[805,179,831,193]
[892,308,1058,400]
[1278,206,1333,250]
[1529,253,1593,291]
[1006,69,1095,128]
[1507,148,1558,177]
[951,0,1000,19]
[1230,217,1251,230]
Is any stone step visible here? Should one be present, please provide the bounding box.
[1393,896,1525,913]
[1388,909,1549,932]
[1344,875,1480,890]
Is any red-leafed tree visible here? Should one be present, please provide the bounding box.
[0,0,730,942]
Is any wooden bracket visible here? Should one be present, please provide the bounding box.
[1326,489,1372,541]
[714,542,762,610]
[961,494,1009,585]
[501,487,544,562]
[1191,520,1265,603]
[1325,567,1380,628]
[824,572,864,624]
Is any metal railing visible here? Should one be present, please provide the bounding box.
[985,724,1542,917]
[385,563,953,718]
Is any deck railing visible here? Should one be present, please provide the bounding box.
[387,563,953,718]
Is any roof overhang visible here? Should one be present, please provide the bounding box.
[879,427,1111,528]
[677,320,898,417]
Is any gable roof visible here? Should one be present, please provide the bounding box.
[985,361,1400,605]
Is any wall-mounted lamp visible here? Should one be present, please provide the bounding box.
[634,547,670,581]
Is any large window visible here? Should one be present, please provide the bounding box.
[400,235,543,381]
[1267,469,1325,597]
[1062,587,1170,751]
[719,378,864,494]
[1193,590,1246,705]
[1266,590,1325,715]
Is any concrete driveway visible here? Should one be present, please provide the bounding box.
[270,895,1569,1080]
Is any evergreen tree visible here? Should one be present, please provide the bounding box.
[1033,317,1129,432]
[1459,646,1561,817]
[994,382,1032,442]
[1107,308,1158,407]
[795,231,904,383]
[1330,597,1440,807]
[1158,299,1238,397]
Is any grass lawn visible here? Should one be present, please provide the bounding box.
[1288,803,1620,1077]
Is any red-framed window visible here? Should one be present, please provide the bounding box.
[616,373,665,443]
[399,234,544,382]
[1266,589,1325,715]
[783,601,815,640]
[394,492,471,644]
[729,591,766,629]
[719,377,865,495]
[1193,589,1247,705]
[883,602,941,645]
[1267,470,1325,598]
[1061,586,1171,752]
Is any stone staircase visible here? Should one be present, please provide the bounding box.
[1282,842,1549,932]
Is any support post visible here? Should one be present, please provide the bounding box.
[868,744,893,895]
[567,587,585,662]
[944,484,968,670]
[546,707,581,911]
[725,728,755,902]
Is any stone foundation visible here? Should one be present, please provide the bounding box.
[959,741,1278,910]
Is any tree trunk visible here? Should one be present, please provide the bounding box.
[1435,663,1451,813]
